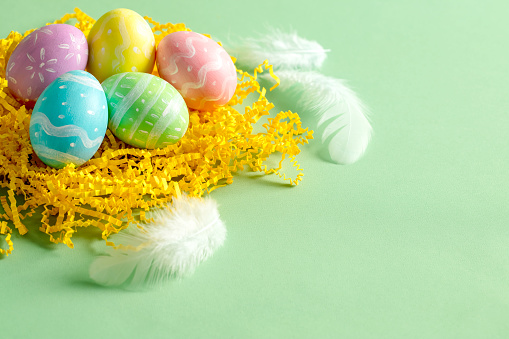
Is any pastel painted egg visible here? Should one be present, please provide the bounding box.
[87,8,156,82]
[101,72,189,149]
[156,31,237,111]
[6,24,88,104]
[29,70,108,169]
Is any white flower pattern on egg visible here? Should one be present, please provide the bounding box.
[22,27,53,46]
[6,24,88,102]
[60,33,87,65]
[23,48,58,85]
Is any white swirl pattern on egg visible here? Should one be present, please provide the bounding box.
[157,31,238,111]
[29,70,108,169]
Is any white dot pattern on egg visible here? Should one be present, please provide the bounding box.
[101,72,189,149]
[29,70,108,169]
[87,8,156,83]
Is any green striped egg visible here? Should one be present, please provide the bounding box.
[101,72,189,149]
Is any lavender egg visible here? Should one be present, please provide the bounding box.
[6,24,88,104]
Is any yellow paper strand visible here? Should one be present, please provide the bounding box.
[0,8,312,254]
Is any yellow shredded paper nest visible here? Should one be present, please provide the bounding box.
[0,8,312,255]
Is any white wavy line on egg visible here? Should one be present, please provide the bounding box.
[195,74,238,109]
[127,79,166,142]
[162,36,198,76]
[89,12,117,44]
[32,144,86,166]
[59,72,103,92]
[114,15,131,72]
[30,113,103,149]
[179,47,224,97]
[145,96,187,149]
[109,74,151,131]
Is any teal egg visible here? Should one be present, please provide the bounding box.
[101,72,189,149]
[29,70,108,169]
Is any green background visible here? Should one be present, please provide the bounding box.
[2,0,508,338]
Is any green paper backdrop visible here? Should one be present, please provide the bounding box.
[1,1,508,338]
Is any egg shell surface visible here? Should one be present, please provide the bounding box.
[29,70,108,169]
[156,31,237,111]
[87,8,156,82]
[6,24,88,104]
[101,72,189,149]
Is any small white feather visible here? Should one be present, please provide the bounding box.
[265,70,372,165]
[225,28,329,70]
[89,195,226,288]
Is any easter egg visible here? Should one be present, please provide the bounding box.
[6,24,88,104]
[156,31,237,111]
[29,70,108,169]
[87,8,156,82]
[101,72,189,149]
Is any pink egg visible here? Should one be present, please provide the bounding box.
[156,31,237,111]
[6,24,88,104]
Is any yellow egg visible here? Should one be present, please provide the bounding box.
[87,8,156,82]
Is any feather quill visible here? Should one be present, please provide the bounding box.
[264,70,372,165]
[225,28,329,70]
[89,195,226,288]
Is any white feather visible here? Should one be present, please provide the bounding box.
[89,195,226,288]
[265,70,372,165]
[225,28,329,70]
